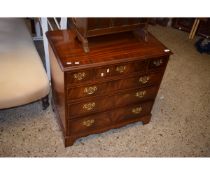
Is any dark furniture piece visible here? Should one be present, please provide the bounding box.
[47,29,172,147]
[172,18,210,38]
[72,18,148,52]
[148,18,170,26]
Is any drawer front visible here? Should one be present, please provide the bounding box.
[111,101,153,123]
[68,100,105,118]
[148,57,168,72]
[68,112,112,135]
[67,86,157,119]
[67,101,153,135]
[114,86,157,107]
[95,60,147,79]
[67,72,163,100]
[66,60,147,86]
[66,70,92,84]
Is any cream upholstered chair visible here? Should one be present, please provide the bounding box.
[0,18,50,109]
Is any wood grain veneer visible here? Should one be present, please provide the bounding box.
[47,28,172,146]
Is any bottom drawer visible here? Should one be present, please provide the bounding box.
[67,101,153,135]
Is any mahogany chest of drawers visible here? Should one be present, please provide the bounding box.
[46,30,172,147]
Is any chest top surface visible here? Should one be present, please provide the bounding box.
[47,30,172,71]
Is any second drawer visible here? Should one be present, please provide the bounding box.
[67,72,163,100]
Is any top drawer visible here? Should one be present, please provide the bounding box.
[66,60,147,86]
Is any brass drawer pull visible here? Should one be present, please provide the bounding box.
[132,107,142,114]
[84,86,97,95]
[83,119,95,127]
[153,59,163,66]
[136,90,146,98]
[139,76,150,84]
[116,65,126,73]
[73,72,86,80]
[83,102,95,111]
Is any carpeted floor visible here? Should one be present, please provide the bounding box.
[0,25,210,157]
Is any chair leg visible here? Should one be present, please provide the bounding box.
[42,95,49,110]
